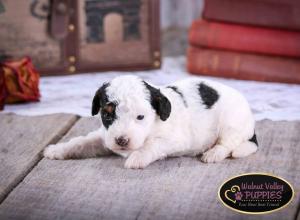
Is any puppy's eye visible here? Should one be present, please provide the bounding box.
[137,115,144,120]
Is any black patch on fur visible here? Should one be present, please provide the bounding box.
[100,102,117,129]
[249,133,258,146]
[143,81,171,121]
[167,86,188,107]
[198,83,219,109]
[92,83,116,129]
[92,83,110,116]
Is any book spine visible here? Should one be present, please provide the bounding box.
[187,47,300,84]
[189,20,300,58]
[203,0,300,31]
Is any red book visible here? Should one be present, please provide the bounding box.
[189,20,300,58]
[203,0,300,31]
[187,46,300,84]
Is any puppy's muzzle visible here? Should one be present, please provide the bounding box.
[115,136,129,148]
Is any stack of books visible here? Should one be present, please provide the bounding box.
[187,0,300,84]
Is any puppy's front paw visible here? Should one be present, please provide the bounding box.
[43,144,67,160]
[124,151,150,169]
[201,145,229,163]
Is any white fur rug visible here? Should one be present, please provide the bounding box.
[2,57,300,121]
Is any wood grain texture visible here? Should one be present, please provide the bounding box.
[0,113,78,203]
[0,117,299,220]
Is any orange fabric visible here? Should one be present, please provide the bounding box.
[1,57,40,104]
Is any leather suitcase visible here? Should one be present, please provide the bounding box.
[0,0,161,75]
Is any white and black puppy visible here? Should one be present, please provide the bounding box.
[44,75,258,169]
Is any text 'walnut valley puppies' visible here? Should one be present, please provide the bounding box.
[44,75,258,169]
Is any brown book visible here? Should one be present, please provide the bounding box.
[189,20,300,58]
[203,0,300,31]
[187,46,300,84]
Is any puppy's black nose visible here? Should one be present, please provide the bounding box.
[115,136,129,147]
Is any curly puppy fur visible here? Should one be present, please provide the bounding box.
[44,75,258,169]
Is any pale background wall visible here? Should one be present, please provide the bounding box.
[160,0,204,56]
[160,0,204,29]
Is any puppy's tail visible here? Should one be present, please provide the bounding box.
[231,134,258,158]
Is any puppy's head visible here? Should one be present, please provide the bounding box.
[92,75,171,154]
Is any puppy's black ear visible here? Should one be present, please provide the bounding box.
[92,83,110,116]
[143,81,171,121]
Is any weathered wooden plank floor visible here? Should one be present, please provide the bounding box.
[0,113,78,203]
[0,114,299,220]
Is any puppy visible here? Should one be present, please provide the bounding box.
[44,75,258,169]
